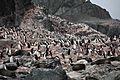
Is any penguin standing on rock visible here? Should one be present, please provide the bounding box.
[34,55,39,60]
[9,56,14,63]
[30,48,34,54]
[0,51,3,59]
[45,45,49,58]
[7,49,12,57]
[71,38,74,45]
[18,41,23,50]
[61,53,65,59]
[69,58,73,63]
[68,49,71,55]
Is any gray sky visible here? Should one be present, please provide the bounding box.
[91,0,120,19]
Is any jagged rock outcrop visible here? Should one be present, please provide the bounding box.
[32,0,111,21]
[20,6,107,40]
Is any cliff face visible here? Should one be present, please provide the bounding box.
[80,2,111,19]
[0,0,31,17]
[0,0,31,26]
[0,0,15,16]
[32,0,111,20]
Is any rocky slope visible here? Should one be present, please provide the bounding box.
[0,0,119,37]
[32,0,111,20]
[31,0,120,37]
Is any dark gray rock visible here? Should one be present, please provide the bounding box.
[31,0,65,14]
[85,76,99,80]
[91,59,111,65]
[33,57,61,69]
[103,71,120,80]
[42,19,55,31]
[16,71,29,79]
[14,50,30,56]
[24,67,68,80]
[5,63,18,71]
[114,74,120,80]
[33,61,48,68]
[80,2,111,19]
[0,69,16,77]
[71,64,86,71]
[0,0,15,16]
[46,57,62,69]
[0,0,31,16]
[0,0,31,26]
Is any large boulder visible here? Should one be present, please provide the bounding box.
[85,76,99,80]
[14,50,30,56]
[0,69,16,77]
[5,63,18,71]
[71,64,86,71]
[0,0,15,16]
[33,57,61,69]
[24,67,68,80]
